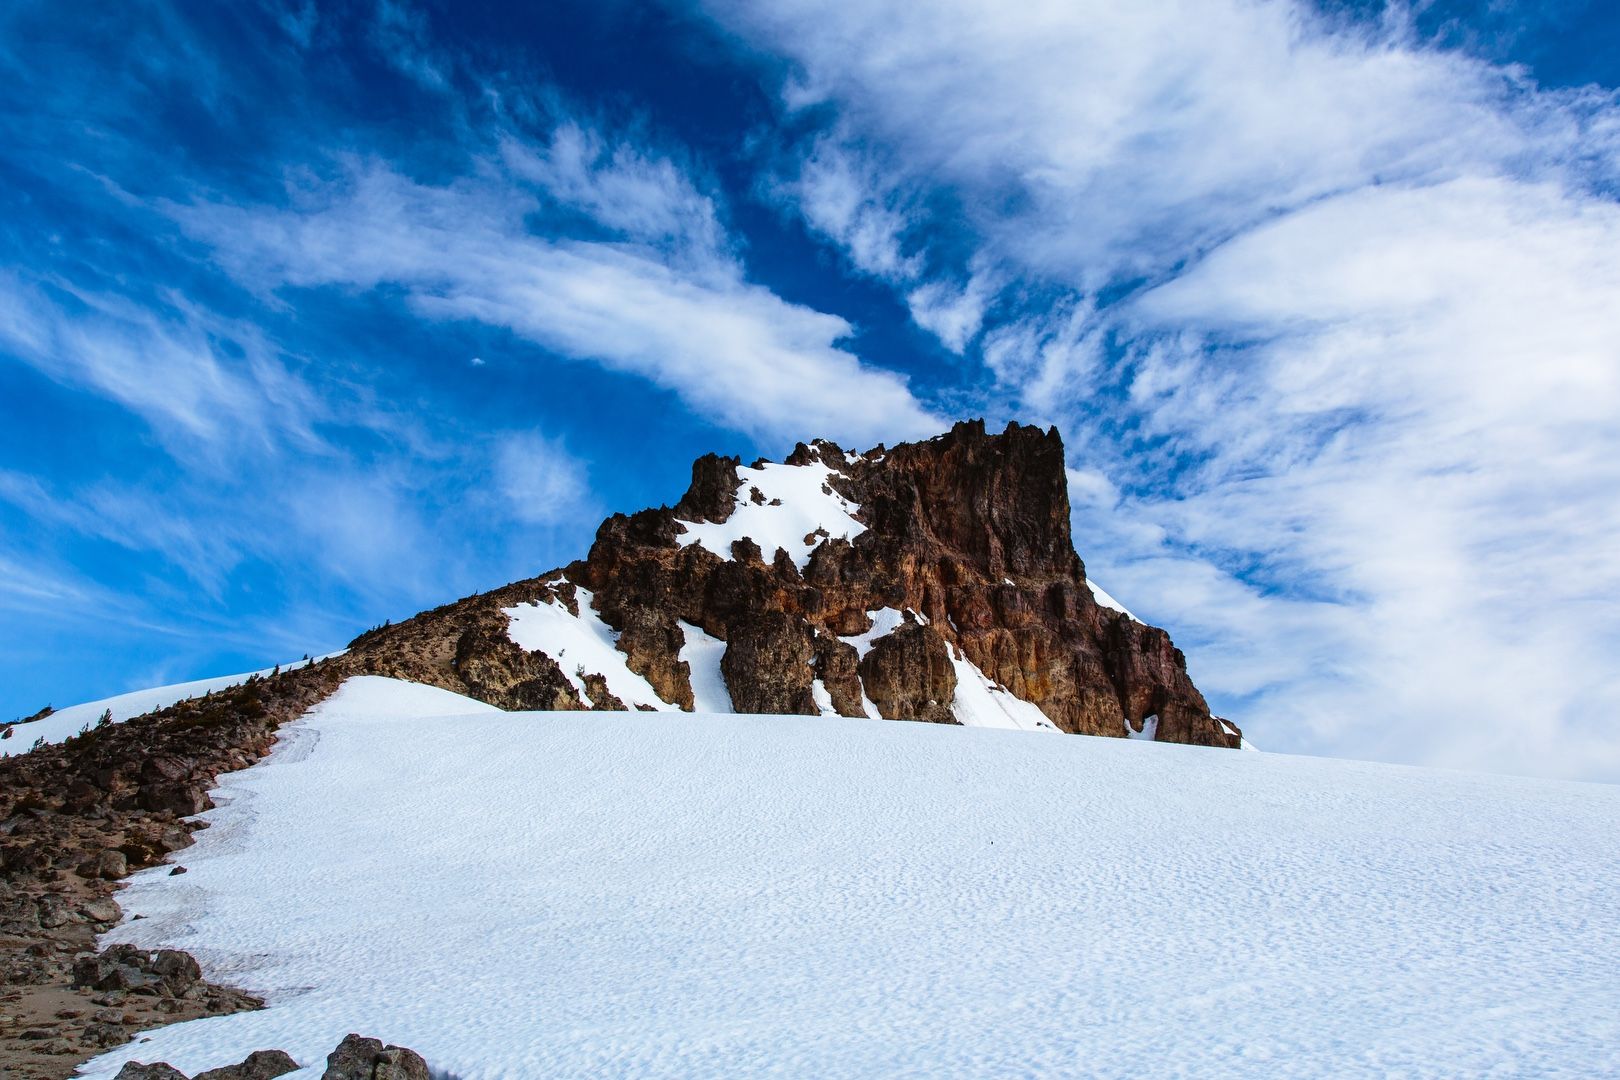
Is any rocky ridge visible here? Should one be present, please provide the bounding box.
[342,418,1239,746]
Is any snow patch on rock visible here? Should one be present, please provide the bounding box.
[678,620,732,714]
[1086,579,1137,621]
[840,607,918,660]
[503,589,674,711]
[810,679,839,717]
[675,461,865,570]
[948,648,1058,732]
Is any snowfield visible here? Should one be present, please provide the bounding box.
[83,676,1620,1079]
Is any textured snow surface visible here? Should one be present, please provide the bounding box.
[84,676,1620,1079]
[503,589,674,711]
[674,461,864,569]
[1,655,339,757]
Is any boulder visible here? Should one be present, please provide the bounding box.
[115,1064,189,1080]
[77,848,129,880]
[195,1048,300,1080]
[152,949,202,994]
[322,1033,430,1080]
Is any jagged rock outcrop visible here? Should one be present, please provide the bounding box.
[859,620,957,725]
[329,418,1237,747]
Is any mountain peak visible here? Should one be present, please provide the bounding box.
[342,420,1238,747]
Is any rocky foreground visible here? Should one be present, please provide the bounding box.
[0,419,1236,1076]
[114,1032,430,1079]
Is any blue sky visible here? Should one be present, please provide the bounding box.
[4,0,1619,781]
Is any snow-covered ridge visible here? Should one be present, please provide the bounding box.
[79,675,1620,1079]
[1,653,342,757]
[674,459,865,570]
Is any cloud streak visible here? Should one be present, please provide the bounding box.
[170,136,939,448]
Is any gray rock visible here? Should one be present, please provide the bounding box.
[194,1048,300,1080]
[84,1019,130,1047]
[38,893,76,928]
[323,1033,430,1080]
[152,948,202,993]
[114,1063,190,1080]
[83,897,123,923]
[78,848,129,880]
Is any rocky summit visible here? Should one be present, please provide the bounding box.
[345,418,1240,747]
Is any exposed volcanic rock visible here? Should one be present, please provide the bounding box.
[331,419,1236,746]
[721,611,817,715]
[672,453,743,524]
[108,1034,427,1080]
[320,1033,430,1080]
[858,620,957,725]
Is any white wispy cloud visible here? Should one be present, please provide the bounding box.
[786,140,921,281]
[169,137,939,447]
[703,0,1620,779]
[491,431,595,526]
[0,273,320,459]
[500,124,728,266]
[0,264,601,621]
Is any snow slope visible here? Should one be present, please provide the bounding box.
[948,648,1058,732]
[83,676,1620,1079]
[0,655,338,758]
[676,621,730,713]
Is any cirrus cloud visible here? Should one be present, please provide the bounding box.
[699,0,1620,780]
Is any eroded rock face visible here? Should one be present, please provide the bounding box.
[859,622,956,724]
[330,419,1239,747]
[721,612,816,715]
